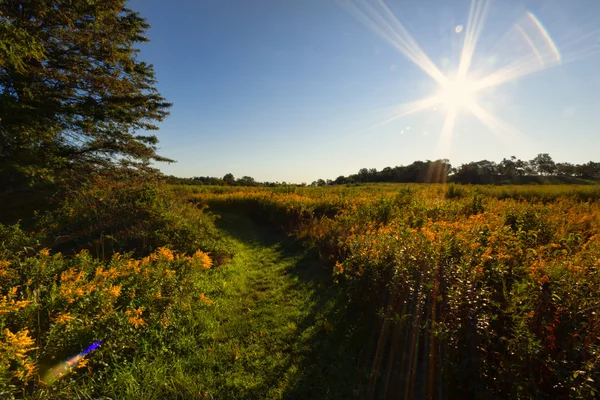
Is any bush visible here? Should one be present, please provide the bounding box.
[0,246,214,397]
[39,175,230,261]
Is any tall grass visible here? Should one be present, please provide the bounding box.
[188,183,600,398]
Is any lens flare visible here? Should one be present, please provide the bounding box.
[42,341,102,385]
[526,11,561,62]
[341,0,598,159]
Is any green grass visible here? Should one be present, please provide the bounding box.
[95,212,371,399]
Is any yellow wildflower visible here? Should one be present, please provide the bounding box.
[334,261,344,275]
[55,313,73,324]
[0,288,31,315]
[199,293,213,306]
[2,328,37,381]
[193,250,212,270]
[128,259,141,274]
[164,269,176,278]
[125,307,147,328]
[39,248,50,257]
[155,247,175,262]
[0,260,11,278]
[107,284,122,298]
[77,357,89,369]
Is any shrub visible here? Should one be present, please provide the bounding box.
[39,175,229,261]
[0,246,214,397]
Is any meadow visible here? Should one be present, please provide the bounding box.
[1,181,599,398]
[185,183,600,398]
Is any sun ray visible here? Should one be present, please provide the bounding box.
[468,101,531,146]
[457,0,491,79]
[370,96,441,129]
[473,38,599,92]
[340,0,448,85]
[433,108,458,159]
[337,0,598,162]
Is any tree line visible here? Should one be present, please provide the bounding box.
[317,153,600,186]
[167,154,600,187]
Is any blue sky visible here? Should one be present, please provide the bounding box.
[128,0,600,183]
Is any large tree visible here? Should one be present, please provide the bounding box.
[0,0,171,188]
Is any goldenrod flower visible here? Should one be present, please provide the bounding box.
[0,288,31,315]
[334,261,344,275]
[56,313,73,324]
[155,247,175,262]
[107,284,122,298]
[193,250,212,270]
[125,307,147,328]
[164,269,176,278]
[199,293,213,306]
[2,328,37,381]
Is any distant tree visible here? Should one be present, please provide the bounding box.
[316,179,327,187]
[1,0,172,189]
[530,153,556,176]
[498,157,517,178]
[452,160,497,184]
[236,176,256,186]
[358,168,370,182]
[575,161,600,179]
[514,158,527,176]
[223,173,235,185]
[556,163,575,177]
[333,175,347,185]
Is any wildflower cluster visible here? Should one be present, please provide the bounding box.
[192,183,600,398]
[0,246,212,394]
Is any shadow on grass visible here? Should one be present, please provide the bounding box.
[214,210,384,399]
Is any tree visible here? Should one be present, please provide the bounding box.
[223,173,235,185]
[575,162,600,179]
[0,0,171,188]
[333,175,347,185]
[498,157,517,178]
[530,154,556,176]
[236,176,256,186]
[357,168,370,182]
[556,162,575,177]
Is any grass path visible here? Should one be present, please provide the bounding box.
[108,212,371,399]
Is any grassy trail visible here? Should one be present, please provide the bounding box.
[109,212,370,399]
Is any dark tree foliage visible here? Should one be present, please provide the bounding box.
[222,173,235,185]
[317,155,600,186]
[0,0,172,189]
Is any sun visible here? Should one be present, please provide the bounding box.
[341,0,587,159]
[437,78,478,110]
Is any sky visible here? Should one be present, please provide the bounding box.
[127,0,600,183]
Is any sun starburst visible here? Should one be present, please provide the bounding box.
[340,0,599,158]
[436,78,477,111]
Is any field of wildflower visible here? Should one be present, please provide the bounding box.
[2,181,599,398]
[186,183,600,398]
[0,175,230,399]
[0,242,213,397]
